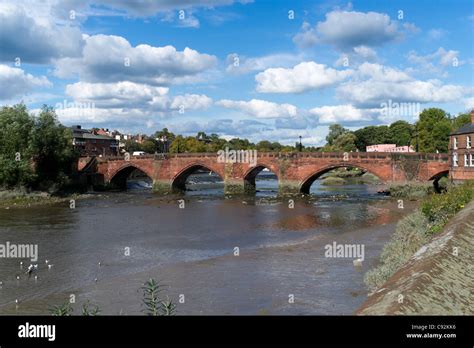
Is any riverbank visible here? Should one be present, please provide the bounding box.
[0,189,91,208]
[358,182,474,314]
[320,169,380,186]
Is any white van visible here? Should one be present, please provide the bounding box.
[132,151,146,156]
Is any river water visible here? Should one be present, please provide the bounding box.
[0,174,417,315]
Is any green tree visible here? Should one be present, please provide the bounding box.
[124,140,143,153]
[416,108,451,153]
[141,139,158,154]
[354,126,379,151]
[326,124,348,146]
[389,121,413,146]
[333,132,358,152]
[451,113,471,131]
[0,104,35,187]
[30,106,75,188]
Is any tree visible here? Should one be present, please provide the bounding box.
[169,135,186,153]
[354,126,379,151]
[124,140,143,153]
[326,124,348,146]
[389,120,413,146]
[141,139,158,154]
[333,133,357,152]
[451,113,471,131]
[0,104,35,187]
[416,108,451,153]
[30,106,75,188]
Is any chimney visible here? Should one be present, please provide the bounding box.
[471,110,474,124]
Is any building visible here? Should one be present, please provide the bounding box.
[449,110,474,181]
[71,125,119,157]
[366,144,415,152]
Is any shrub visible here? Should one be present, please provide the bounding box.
[421,181,474,234]
[141,278,176,316]
[364,211,429,291]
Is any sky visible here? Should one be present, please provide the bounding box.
[0,0,473,146]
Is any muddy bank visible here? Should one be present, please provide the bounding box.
[357,201,474,315]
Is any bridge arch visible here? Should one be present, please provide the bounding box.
[172,162,224,192]
[428,170,449,193]
[109,163,154,189]
[243,164,279,193]
[299,163,383,194]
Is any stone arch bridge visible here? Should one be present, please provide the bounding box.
[86,152,449,195]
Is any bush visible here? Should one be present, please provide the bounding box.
[389,183,434,199]
[364,211,429,291]
[421,181,474,234]
[321,177,346,185]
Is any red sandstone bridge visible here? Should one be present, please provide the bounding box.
[79,152,449,195]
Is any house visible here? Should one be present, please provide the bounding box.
[366,144,415,152]
[449,110,474,181]
[71,125,119,157]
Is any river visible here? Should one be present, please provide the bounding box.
[0,173,417,315]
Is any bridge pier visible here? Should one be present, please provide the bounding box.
[224,179,246,195]
[278,180,301,196]
[152,179,173,194]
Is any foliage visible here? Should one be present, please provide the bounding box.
[0,104,75,190]
[49,302,74,316]
[421,181,474,234]
[364,211,429,291]
[30,106,76,189]
[365,181,474,291]
[141,278,176,316]
[82,300,101,316]
[415,108,451,153]
[325,124,348,146]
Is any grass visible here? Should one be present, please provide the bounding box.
[388,183,435,199]
[364,181,474,292]
[321,177,346,185]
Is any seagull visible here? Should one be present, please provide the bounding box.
[47,264,53,270]
[20,261,23,267]
[94,278,98,283]
[16,275,20,280]
[26,264,34,275]
[34,275,38,281]
[45,260,49,264]
[98,262,102,267]
[15,299,19,304]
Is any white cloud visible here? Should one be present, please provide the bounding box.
[293,10,413,49]
[226,53,302,74]
[54,34,218,85]
[309,104,373,123]
[216,99,298,118]
[255,61,352,93]
[337,62,467,107]
[170,94,213,110]
[0,2,84,63]
[90,0,253,16]
[66,81,169,108]
[407,47,461,68]
[0,64,51,100]
[63,81,212,124]
[464,97,474,110]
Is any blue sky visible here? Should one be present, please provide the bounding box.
[0,0,473,145]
